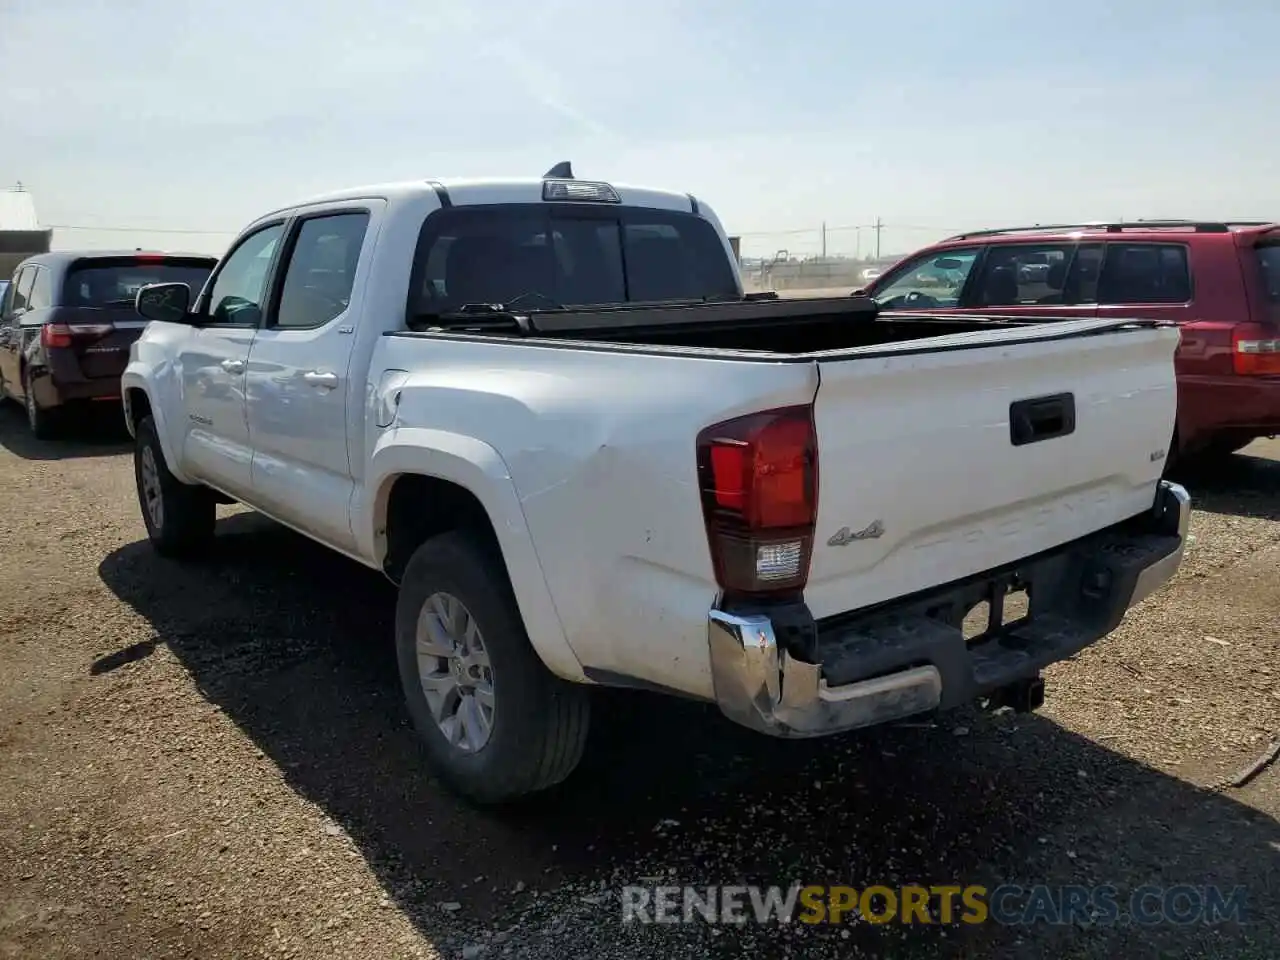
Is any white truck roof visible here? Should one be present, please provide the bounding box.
[278,177,700,217]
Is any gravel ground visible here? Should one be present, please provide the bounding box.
[1,404,1279,960]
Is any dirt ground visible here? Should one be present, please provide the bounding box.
[1,404,1279,960]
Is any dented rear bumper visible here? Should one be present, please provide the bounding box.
[707,480,1191,738]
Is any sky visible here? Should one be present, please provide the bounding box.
[2,0,1279,260]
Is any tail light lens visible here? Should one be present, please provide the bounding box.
[1232,323,1280,375]
[696,405,818,597]
[40,322,114,349]
[40,323,73,348]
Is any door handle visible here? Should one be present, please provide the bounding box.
[220,359,245,374]
[303,370,339,390]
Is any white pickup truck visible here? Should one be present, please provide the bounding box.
[123,165,1191,804]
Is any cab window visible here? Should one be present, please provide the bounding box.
[969,244,1076,307]
[203,223,285,325]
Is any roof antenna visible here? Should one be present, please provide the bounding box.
[543,161,573,179]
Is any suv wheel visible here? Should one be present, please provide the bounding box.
[23,368,60,440]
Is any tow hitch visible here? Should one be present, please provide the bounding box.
[984,674,1045,713]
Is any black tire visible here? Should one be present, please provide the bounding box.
[1169,436,1251,476]
[133,414,216,558]
[395,530,590,805]
[1203,437,1253,458]
[23,367,61,440]
[1162,431,1180,476]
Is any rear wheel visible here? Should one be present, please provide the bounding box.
[1170,435,1252,475]
[134,414,216,558]
[1203,437,1253,458]
[23,368,60,440]
[395,531,590,805]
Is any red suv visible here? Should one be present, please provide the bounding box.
[861,220,1280,468]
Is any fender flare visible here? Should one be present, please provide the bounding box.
[120,371,196,485]
[359,427,586,683]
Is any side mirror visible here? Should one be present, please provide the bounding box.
[852,287,867,296]
[136,282,193,325]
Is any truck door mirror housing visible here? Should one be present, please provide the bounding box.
[136,282,194,325]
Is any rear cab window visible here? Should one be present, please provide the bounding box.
[62,256,216,308]
[275,212,370,329]
[407,204,740,318]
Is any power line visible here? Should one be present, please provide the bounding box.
[734,226,831,238]
[43,223,238,236]
[734,221,970,239]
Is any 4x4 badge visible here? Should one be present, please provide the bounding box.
[828,520,885,546]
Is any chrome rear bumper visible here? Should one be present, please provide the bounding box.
[707,480,1191,738]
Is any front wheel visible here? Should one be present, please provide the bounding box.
[395,531,590,805]
[133,415,216,558]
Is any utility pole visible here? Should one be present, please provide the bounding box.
[874,217,883,259]
[821,222,827,259]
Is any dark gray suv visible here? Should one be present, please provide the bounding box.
[0,250,216,438]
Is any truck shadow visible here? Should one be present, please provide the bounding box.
[1172,444,1280,522]
[96,516,1280,959]
[0,400,132,461]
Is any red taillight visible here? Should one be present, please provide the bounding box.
[696,405,818,597]
[1232,323,1280,375]
[40,322,114,349]
[40,323,73,348]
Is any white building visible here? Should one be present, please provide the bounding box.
[0,185,52,278]
[0,185,39,231]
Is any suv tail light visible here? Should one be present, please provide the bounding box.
[40,322,115,349]
[696,405,818,597]
[1232,322,1280,375]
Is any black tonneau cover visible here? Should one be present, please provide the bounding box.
[410,294,884,338]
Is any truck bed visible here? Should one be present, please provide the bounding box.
[378,302,1179,698]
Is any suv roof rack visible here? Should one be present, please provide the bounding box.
[945,220,1276,241]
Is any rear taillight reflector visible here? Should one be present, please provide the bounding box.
[696,405,818,596]
[1232,323,1280,375]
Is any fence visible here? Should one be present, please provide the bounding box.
[733,247,899,294]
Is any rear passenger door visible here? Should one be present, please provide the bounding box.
[958,242,1102,321]
[244,203,378,552]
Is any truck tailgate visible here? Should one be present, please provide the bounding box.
[804,319,1180,620]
